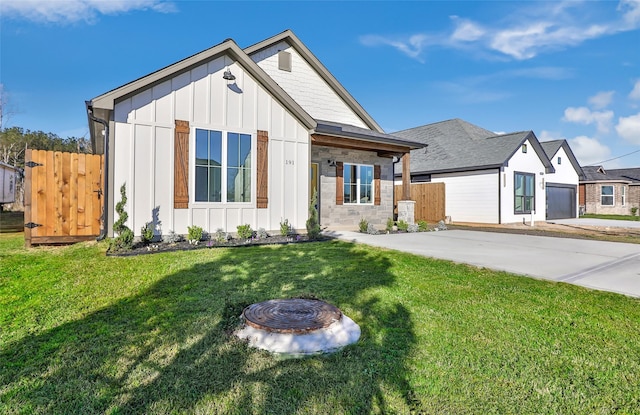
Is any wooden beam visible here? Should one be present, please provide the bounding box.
[312,134,410,154]
[402,153,411,200]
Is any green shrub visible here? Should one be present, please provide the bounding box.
[280,219,291,236]
[306,188,321,240]
[386,217,395,232]
[256,227,268,239]
[359,218,369,233]
[397,220,409,232]
[110,183,134,251]
[417,220,429,232]
[632,207,638,217]
[187,225,204,245]
[212,228,229,243]
[237,224,253,239]
[140,222,154,244]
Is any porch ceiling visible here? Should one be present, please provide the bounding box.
[311,134,413,158]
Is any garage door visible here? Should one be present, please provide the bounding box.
[546,184,576,220]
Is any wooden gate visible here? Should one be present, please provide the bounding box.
[24,149,103,247]
[395,182,445,223]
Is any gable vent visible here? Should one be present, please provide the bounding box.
[278,51,292,72]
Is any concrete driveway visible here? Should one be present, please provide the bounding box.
[548,218,640,229]
[331,229,640,298]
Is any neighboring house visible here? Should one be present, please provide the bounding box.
[0,161,18,207]
[86,30,421,237]
[540,140,583,220]
[580,166,640,215]
[393,118,574,224]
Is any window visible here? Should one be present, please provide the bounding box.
[514,172,535,214]
[622,186,626,206]
[521,144,527,153]
[557,157,562,165]
[195,129,252,203]
[344,163,373,204]
[601,185,614,206]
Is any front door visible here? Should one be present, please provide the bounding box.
[310,163,319,221]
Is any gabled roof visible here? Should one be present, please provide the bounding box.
[581,166,640,183]
[244,30,383,133]
[540,139,584,177]
[88,37,315,129]
[393,118,553,175]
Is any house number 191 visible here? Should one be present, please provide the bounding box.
[285,160,295,165]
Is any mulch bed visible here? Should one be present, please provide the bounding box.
[106,234,332,256]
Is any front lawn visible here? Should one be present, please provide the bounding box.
[581,213,640,221]
[1,233,639,414]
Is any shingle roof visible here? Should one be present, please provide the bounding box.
[393,119,553,174]
[581,166,640,183]
[315,120,423,149]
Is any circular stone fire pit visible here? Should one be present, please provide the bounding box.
[235,299,360,356]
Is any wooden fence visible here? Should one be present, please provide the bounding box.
[395,182,445,223]
[24,149,103,246]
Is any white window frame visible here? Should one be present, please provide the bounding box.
[601,185,614,206]
[192,127,255,206]
[343,163,374,205]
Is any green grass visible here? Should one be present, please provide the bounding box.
[1,232,639,414]
[581,213,640,221]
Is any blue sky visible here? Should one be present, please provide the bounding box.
[1,0,639,168]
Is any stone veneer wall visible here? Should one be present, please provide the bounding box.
[312,146,394,229]
[584,182,640,215]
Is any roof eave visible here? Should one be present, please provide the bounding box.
[88,38,316,131]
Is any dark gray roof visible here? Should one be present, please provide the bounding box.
[393,118,553,175]
[315,120,424,150]
[581,166,640,183]
[540,139,584,177]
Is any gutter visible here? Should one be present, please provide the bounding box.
[86,101,110,241]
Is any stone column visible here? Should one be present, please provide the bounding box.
[397,200,415,225]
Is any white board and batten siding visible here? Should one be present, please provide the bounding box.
[432,169,499,223]
[547,146,579,184]
[250,41,368,128]
[113,54,309,236]
[500,139,547,224]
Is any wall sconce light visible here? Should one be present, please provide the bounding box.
[222,68,236,81]
[327,159,336,167]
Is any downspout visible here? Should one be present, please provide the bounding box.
[86,102,110,241]
[498,167,502,224]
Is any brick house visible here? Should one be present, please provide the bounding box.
[580,166,640,216]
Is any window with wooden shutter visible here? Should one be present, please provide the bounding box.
[374,164,381,205]
[336,161,343,205]
[174,120,190,209]
[256,130,268,208]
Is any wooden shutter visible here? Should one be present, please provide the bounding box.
[374,164,381,205]
[336,161,343,205]
[257,130,269,208]
[174,120,190,209]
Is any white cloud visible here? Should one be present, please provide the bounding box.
[450,16,486,42]
[630,80,640,100]
[563,106,614,133]
[361,1,640,61]
[0,0,176,24]
[568,135,613,165]
[615,113,640,144]
[588,91,615,109]
[359,34,433,62]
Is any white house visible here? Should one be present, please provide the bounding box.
[540,140,582,219]
[392,118,578,224]
[86,30,421,237]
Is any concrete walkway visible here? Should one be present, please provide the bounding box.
[330,229,640,298]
